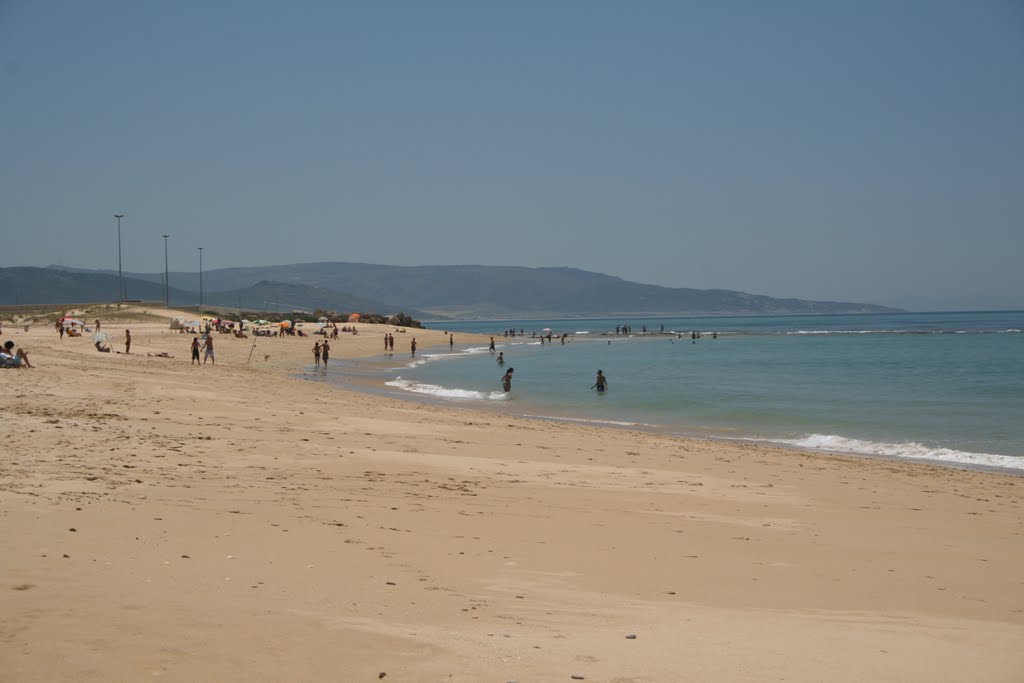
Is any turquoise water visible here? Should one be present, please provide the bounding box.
[333,312,1024,471]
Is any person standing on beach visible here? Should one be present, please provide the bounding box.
[313,341,322,368]
[450,334,454,351]
[385,334,390,352]
[411,338,417,357]
[489,337,496,353]
[501,367,514,392]
[190,337,201,365]
[95,319,101,332]
[124,329,131,354]
[202,335,215,364]
[591,369,608,393]
[322,340,330,366]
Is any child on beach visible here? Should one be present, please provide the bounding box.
[191,337,201,365]
[202,335,215,364]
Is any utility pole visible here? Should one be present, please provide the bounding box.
[198,247,204,307]
[114,214,125,301]
[162,234,170,307]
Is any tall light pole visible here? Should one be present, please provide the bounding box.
[114,214,125,301]
[162,234,170,307]
[198,247,204,307]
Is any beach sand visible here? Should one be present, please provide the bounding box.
[2,308,1022,681]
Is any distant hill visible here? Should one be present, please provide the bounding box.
[0,267,423,317]
[30,262,901,318]
[0,267,175,306]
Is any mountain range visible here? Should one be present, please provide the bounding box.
[0,263,901,318]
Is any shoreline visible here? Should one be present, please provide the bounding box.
[331,340,1024,477]
[2,309,1023,681]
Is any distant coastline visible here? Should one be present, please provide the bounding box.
[2,263,901,317]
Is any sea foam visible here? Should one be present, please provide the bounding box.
[385,378,507,401]
[768,434,1024,471]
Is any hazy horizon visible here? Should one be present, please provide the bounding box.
[2,1,1022,312]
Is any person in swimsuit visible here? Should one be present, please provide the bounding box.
[322,340,330,366]
[190,337,201,365]
[501,367,514,392]
[496,352,504,365]
[592,369,608,393]
[313,341,322,368]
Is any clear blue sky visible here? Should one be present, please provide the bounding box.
[2,0,1022,310]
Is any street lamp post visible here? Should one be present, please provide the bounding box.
[162,234,170,307]
[198,247,204,307]
[114,214,125,301]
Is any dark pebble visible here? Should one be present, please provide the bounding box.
[626,634,637,639]
[62,554,70,558]
[386,581,396,586]
[571,676,585,681]
[68,528,77,532]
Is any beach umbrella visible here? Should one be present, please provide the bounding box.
[254,319,270,325]
[542,328,552,333]
[92,331,111,344]
[318,317,329,323]
[279,320,292,328]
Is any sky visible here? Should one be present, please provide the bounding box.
[1,1,1022,311]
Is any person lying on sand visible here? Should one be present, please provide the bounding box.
[147,352,174,358]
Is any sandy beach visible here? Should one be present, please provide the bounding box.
[1,308,1022,682]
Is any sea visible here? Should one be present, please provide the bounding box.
[316,311,1024,473]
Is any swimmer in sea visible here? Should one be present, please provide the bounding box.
[496,351,504,365]
[501,367,514,392]
[591,369,608,393]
